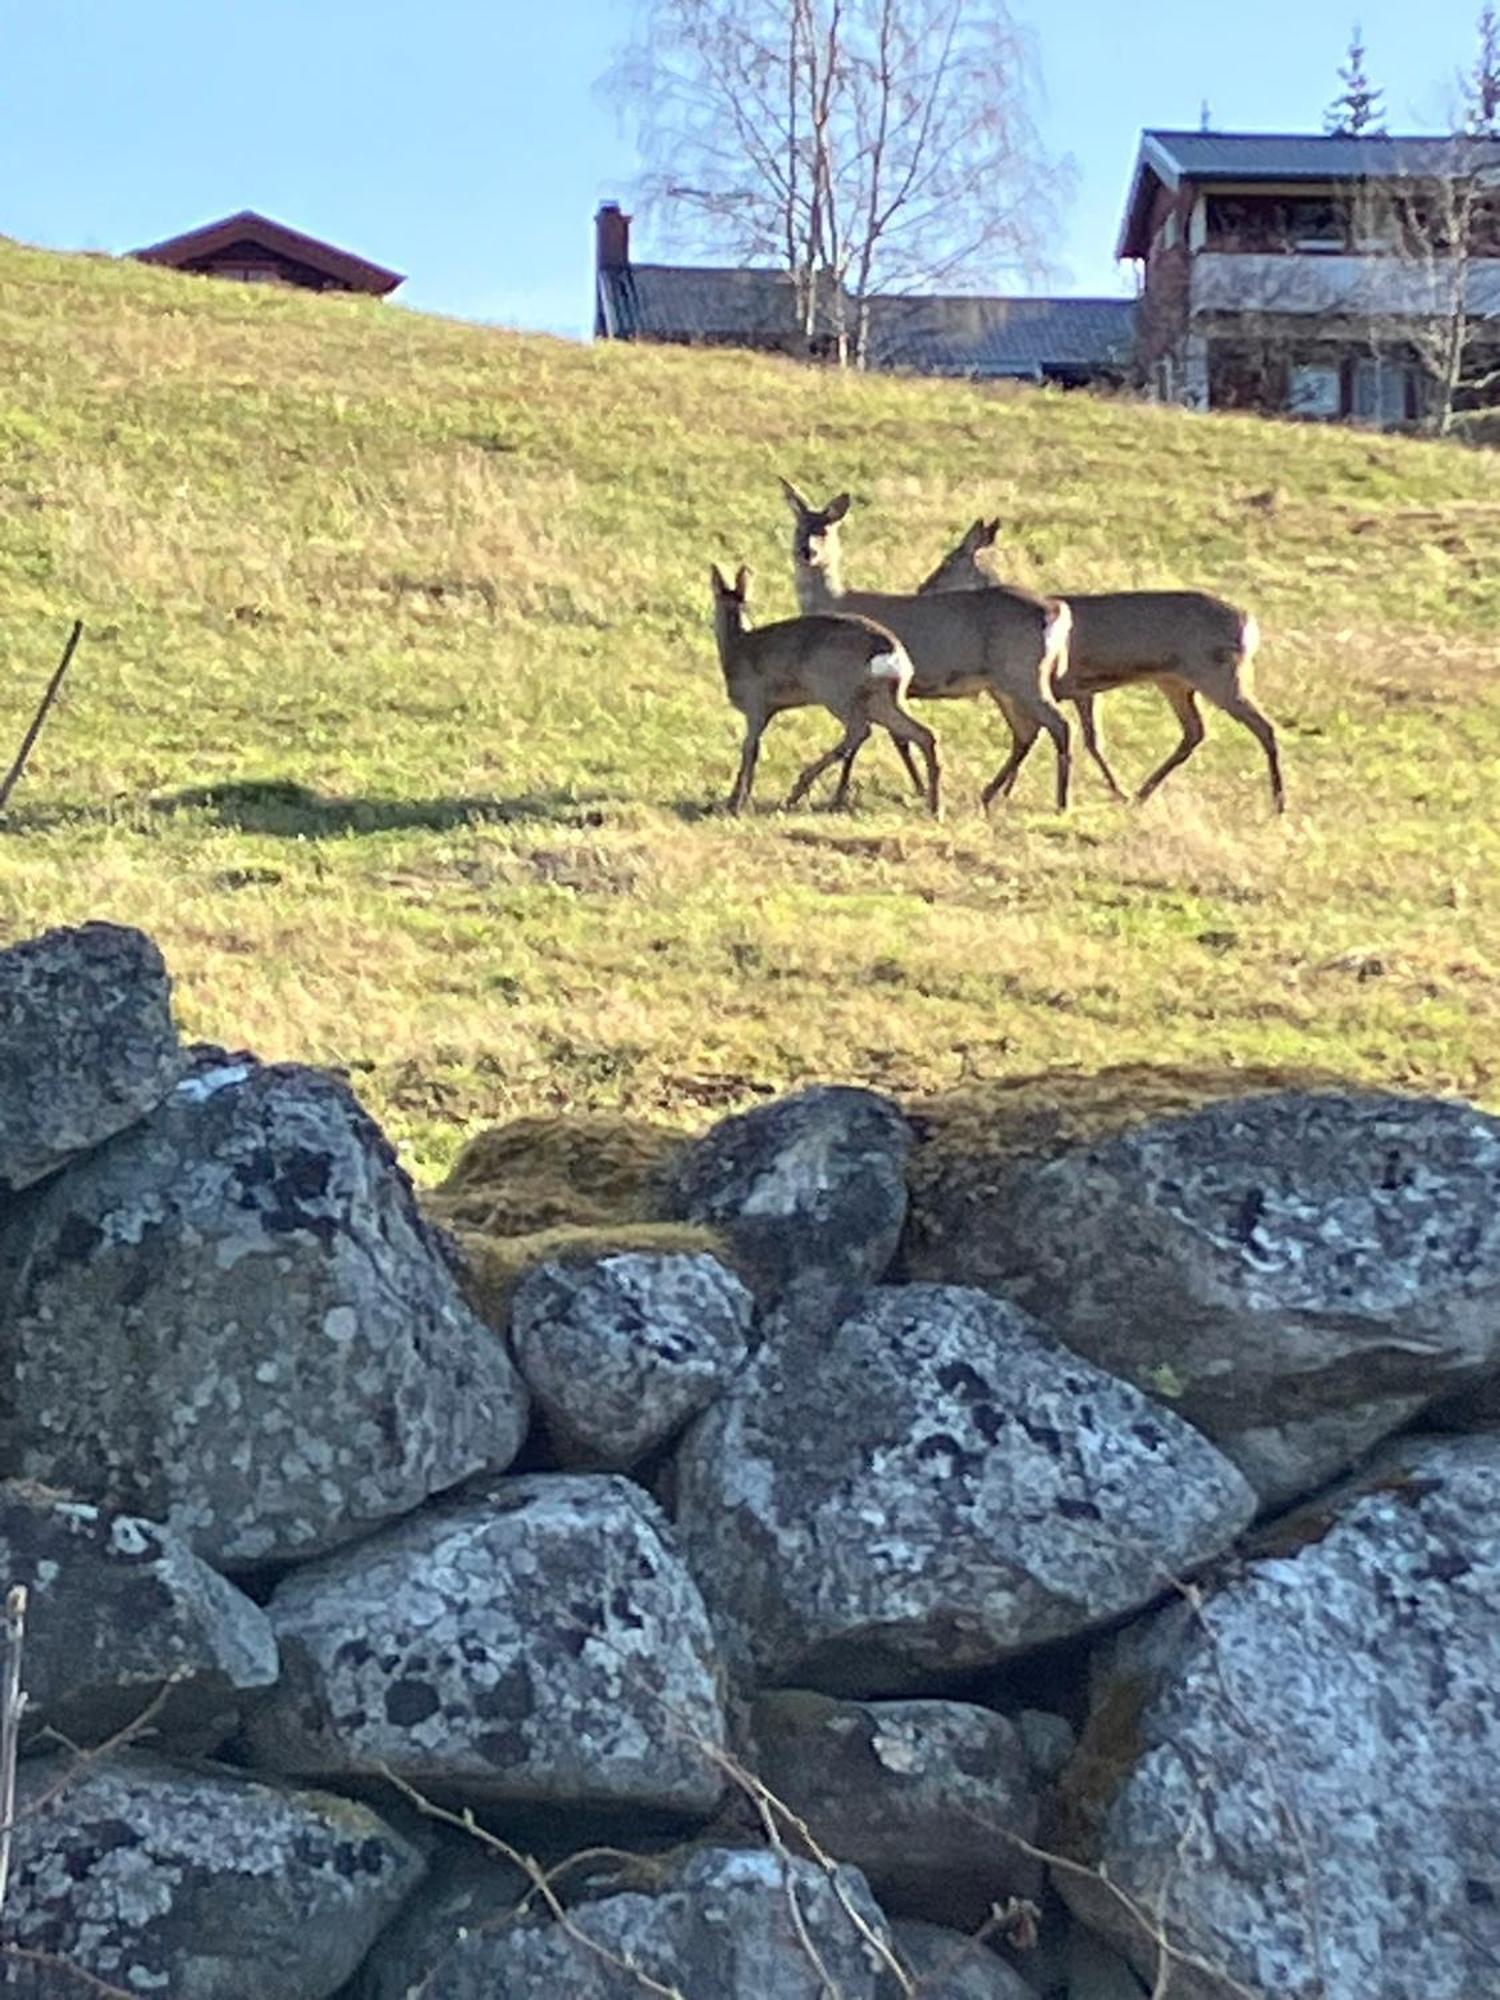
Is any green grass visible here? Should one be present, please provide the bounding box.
[2,235,1498,1178]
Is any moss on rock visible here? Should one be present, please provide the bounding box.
[428,1113,685,1235]
[903,1061,1351,1274]
[418,1113,724,1334]
[437,1221,736,1336]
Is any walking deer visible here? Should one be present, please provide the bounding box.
[778,481,1075,811]
[709,564,941,817]
[918,519,1284,813]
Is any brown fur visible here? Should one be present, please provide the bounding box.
[710,562,941,817]
[920,518,1284,813]
[779,480,1075,812]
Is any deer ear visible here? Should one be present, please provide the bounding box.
[735,565,752,596]
[826,492,852,523]
[983,518,1002,542]
[779,475,811,516]
[710,563,728,592]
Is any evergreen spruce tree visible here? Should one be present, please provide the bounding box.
[1325,22,1387,136]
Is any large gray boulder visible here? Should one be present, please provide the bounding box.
[748,1692,1039,1928]
[1058,1435,1500,2000]
[0,1751,423,1999]
[0,1479,278,1753]
[0,1055,529,1565]
[665,1085,912,1329]
[359,1843,893,1998]
[511,1252,754,1468]
[908,1088,1500,1507]
[0,921,181,1191]
[674,1285,1254,1692]
[247,1475,728,1816]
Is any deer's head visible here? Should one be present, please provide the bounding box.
[710,563,752,619]
[917,518,1004,595]
[778,477,851,575]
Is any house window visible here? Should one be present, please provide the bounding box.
[1353,357,1413,425]
[1289,362,1342,418]
[1160,213,1181,251]
[1349,206,1399,252]
[1287,198,1344,252]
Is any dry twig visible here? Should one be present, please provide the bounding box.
[0,621,84,817]
[378,1766,688,2000]
[0,1585,27,1919]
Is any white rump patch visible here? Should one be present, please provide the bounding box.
[869,650,905,682]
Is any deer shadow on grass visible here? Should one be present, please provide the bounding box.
[148,779,612,839]
[0,778,612,839]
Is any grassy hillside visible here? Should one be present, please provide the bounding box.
[2,237,1498,1178]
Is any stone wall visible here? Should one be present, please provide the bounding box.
[2,921,1498,1999]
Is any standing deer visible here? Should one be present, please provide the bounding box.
[709,564,941,817]
[918,519,1284,813]
[778,481,1075,812]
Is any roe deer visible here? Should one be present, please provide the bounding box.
[919,519,1284,813]
[709,564,941,817]
[778,480,1075,812]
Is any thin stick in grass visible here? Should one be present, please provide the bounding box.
[0,621,84,816]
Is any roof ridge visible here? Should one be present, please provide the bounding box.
[1146,127,1471,142]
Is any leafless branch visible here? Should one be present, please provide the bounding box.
[0,1605,183,2000]
[605,0,1065,363]
[0,1944,136,1999]
[0,1587,27,1919]
[377,1767,689,1999]
[5,1677,180,1838]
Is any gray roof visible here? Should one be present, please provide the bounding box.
[865,294,1136,377]
[1119,129,1500,256]
[597,264,816,345]
[596,264,1135,377]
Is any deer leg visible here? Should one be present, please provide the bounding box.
[1074,693,1126,801]
[872,692,942,819]
[727,720,765,814]
[1037,696,1073,812]
[787,718,871,811]
[1217,692,1286,814]
[980,693,1038,811]
[1134,681,1205,804]
[890,736,925,794]
[832,714,890,809]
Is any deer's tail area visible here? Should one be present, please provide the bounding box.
[868,645,911,685]
[1044,597,1073,659]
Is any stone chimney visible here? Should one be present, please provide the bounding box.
[595,202,632,273]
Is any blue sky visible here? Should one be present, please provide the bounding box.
[0,0,1487,337]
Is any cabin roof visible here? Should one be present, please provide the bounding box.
[132,210,404,294]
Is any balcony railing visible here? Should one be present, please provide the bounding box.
[1190,252,1500,319]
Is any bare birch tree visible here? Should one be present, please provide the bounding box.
[1387,135,1500,433]
[1464,4,1500,137]
[604,0,1065,363]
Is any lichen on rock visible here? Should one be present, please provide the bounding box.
[673,1283,1255,1691]
[0,920,182,1191]
[0,1054,529,1565]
